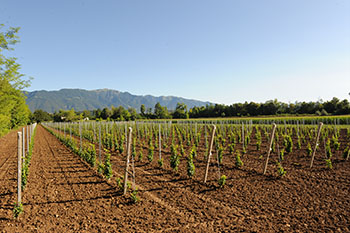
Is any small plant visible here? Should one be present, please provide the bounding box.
[190,145,197,158]
[130,187,140,203]
[218,175,227,188]
[285,135,293,153]
[276,162,286,177]
[104,152,113,179]
[218,145,224,164]
[170,144,181,172]
[13,202,23,219]
[326,139,332,159]
[229,143,235,154]
[325,158,333,169]
[187,153,195,178]
[307,142,312,156]
[235,150,243,168]
[147,144,154,162]
[256,140,261,151]
[116,176,123,190]
[158,158,164,167]
[331,135,340,151]
[279,148,285,161]
[297,136,301,149]
[97,162,105,174]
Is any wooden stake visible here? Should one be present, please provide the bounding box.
[17,132,22,204]
[22,128,25,165]
[26,126,29,154]
[159,124,161,161]
[263,123,277,175]
[79,122,82,152]
[123,127,133,195]
[310,122,323,168]
[99,123,101,163]
[204,125,216,183]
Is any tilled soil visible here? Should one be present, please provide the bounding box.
[1,125,350,232]
[0,128,23,223]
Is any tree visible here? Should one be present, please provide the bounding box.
[32,109,52,123]
[173,103,188,119]
[101,107,112,119]
[0,25,31,136]
[128,107,139,120]
[154,102,170,119]
[140,104,146,117]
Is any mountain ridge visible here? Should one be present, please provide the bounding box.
[25,88,213,113]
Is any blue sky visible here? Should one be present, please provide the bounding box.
[1,0,349,105]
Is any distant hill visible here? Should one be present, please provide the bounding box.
[25,88,213,113]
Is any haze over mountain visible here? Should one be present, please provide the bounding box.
[25,89,213,113]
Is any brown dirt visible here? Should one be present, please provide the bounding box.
[0,128,23,223]
[1,125,350,232]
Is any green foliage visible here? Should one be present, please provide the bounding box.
[0,25,31,136]
[187,153,195,178]
[170,144,181,172]
[98,162,104,174]
[173,103,189,119]
[116,176,123,190]
[284,135,293,153]
[13,202,23,219]
[229,143,235,154]
[218,145,224,164]
[331,135,340,151]
[158,158,163,167]
[103,152,113,179]
[218,175,227,188]
[190,145,197,158]
[325,159,333,169]
[147,144,154,162]
[297,136,301,149]
[326,139,332,159]
[86,144,96,167]
[276,162,286,177]
[256,140,261,151]
[235,150,243,168]
[279,148,285,161]
[21,126,36,190]
[32,109,52,123]
[130,187,140,203]
[307,142,312,156]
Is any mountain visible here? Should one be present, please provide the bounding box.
[25,88,213,113]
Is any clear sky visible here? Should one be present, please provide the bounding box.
[1,0,349,105]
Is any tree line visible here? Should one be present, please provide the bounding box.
[0,25,31,136]
[32,97,350,123]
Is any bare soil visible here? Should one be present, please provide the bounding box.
[0,125,349,232]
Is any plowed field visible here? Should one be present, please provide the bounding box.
[0,125,349,232]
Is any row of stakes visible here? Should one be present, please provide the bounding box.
[16,122,324,205]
